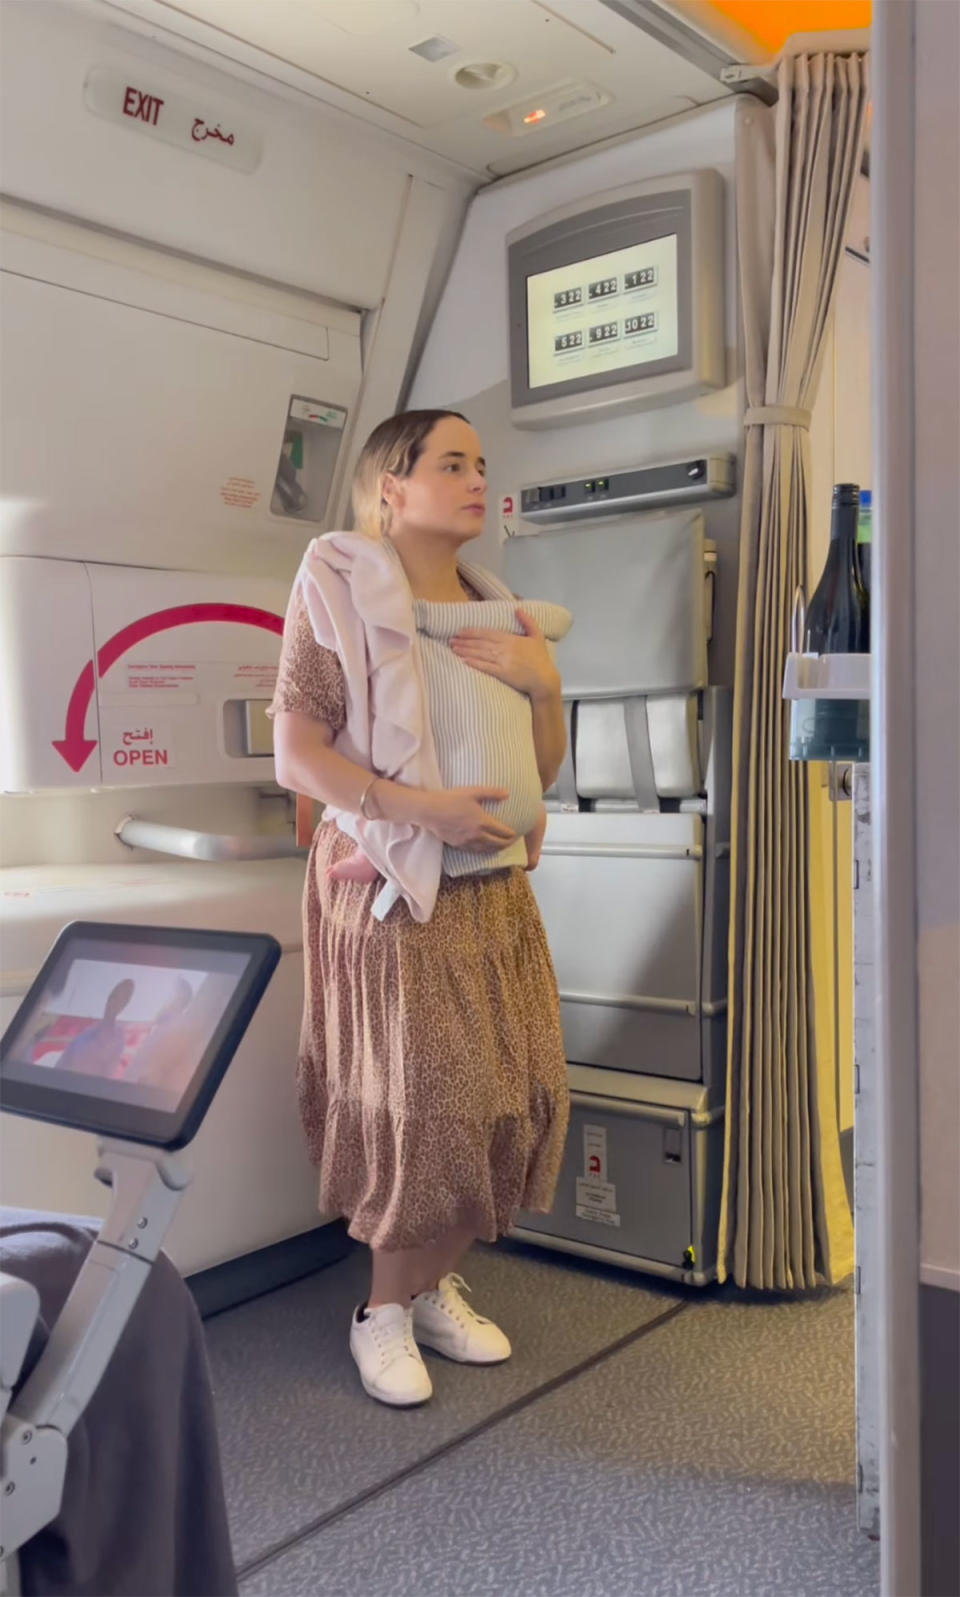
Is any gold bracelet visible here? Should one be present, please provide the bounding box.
[359,776,381,820]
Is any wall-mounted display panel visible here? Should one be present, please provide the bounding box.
[508,170,725,428]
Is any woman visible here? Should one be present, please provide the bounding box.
[270,409,571,1408]
[57,978,136,1078]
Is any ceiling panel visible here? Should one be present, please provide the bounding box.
[145,1,618,128]
[111,0,729,177]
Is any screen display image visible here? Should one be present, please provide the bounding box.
[1,924,281,1149]
[526,233,679,392]
[5,939,248,1110]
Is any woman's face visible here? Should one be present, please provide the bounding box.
[383,416,487,544]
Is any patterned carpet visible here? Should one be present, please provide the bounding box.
[207,1240,681,1570]
[203,1243,878,1597]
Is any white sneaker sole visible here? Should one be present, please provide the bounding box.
[350,1346,433,1407]
[357,1371,433,1407]
[413,1328,511,1365]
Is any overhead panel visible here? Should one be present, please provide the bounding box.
[136,0,729,175]
[0,0,411,307]
[0,217,362,578]
[150,0,613,127]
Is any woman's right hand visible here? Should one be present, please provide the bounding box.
[416,787,518,853]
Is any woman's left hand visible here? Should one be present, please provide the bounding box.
[450,608,561,702]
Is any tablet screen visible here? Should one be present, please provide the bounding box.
[1,924,279,1147]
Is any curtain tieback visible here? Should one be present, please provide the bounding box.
[744,404,812,429]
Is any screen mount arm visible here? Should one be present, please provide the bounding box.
[0,1142,191,1573]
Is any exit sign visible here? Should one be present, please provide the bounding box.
[84,65,262,174]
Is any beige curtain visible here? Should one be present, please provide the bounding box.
[719,53,870,1288]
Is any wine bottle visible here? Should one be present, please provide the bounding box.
[791,482,870,762]
[856,489,872,649]
[805,483,869,655]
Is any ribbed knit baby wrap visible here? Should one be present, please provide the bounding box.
[415,561,572,878]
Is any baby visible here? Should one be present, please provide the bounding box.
[328,800,548,883]
[324,589,570,890]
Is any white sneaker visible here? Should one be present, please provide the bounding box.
[413,1274,512,1365]
[350,1303,433,1407]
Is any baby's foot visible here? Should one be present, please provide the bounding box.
[327,852,381,884]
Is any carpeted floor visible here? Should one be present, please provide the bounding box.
[203,1242,879,1597]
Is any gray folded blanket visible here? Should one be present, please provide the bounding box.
[1,1210,237,1597]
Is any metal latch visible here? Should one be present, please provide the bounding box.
[663,1128,683,1164]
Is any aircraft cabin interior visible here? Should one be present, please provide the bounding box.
[0,1,957,1595]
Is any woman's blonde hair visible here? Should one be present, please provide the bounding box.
[350,409,467,538]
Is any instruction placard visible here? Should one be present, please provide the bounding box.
[220,477,262,510]
[578,1124,619,1226]
[575,1178,621,1227]
[125,662,198,693]
[583,1123,608,1183]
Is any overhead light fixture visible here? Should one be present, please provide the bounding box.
[484,82,612,136]
[409,35,460,63]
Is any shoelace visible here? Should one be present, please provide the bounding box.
[438,1274,492,1327]
[369,1309,419,1367]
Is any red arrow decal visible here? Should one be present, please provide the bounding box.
[52,660,99,773]
[95,604,284,676]
[52,603,284,772]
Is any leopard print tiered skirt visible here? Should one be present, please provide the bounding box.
[299,822,570,1251]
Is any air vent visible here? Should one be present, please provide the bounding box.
[409,35,460,63]
[454,61,516,91]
